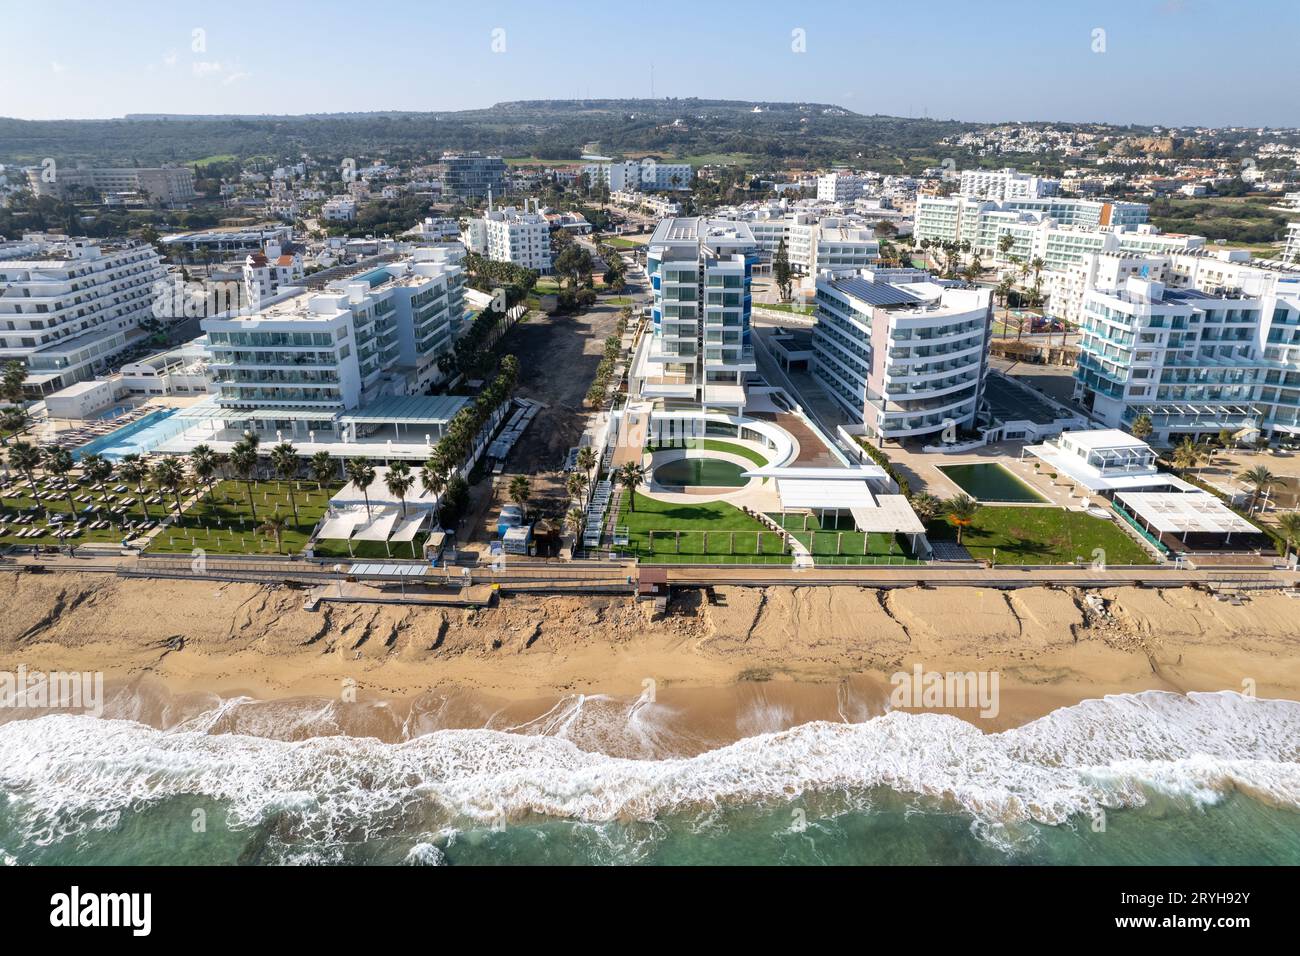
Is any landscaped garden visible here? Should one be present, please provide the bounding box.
[614,492,917,565]
[145,479,340,555]
[925,505,1154,565]
[644,438,769,467]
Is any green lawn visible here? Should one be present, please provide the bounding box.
[0,474,162,550]
[926,506,1153,565]
[313,532,428,560]
[533,277,562,294]
[601,236,643,249]
[756,302,814,315]
[614,492,916,565]
[616,492,788,563]
[646,439,769,467]
[146,479,341,555]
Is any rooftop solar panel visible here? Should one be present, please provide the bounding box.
[833,276,924,306]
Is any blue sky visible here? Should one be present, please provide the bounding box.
[2,0,1297,127]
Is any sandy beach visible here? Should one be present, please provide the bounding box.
[2,571,1299,750]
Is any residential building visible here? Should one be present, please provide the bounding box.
[25,165,197,206]
[441,153,507,199]
[1286,221,1300,265]
[720,208,879,277]
[0,235,168,393]
[462,200,552,273]
[611,190,681,217]
[958,167,1059,201]
[243,242,305,306]
[585,159,692,192]
[637,217,758,414]
[1073,273,1300,442]
[812,269,992,442]
[816,173,870,204]
[322,196,357,221]
[160,225,293,260]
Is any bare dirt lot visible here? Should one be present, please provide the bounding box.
[461,298,631,546]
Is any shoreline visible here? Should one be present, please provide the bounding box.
[3,571,1300,750]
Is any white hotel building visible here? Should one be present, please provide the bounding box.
[1073,271,1300,443]
[584,159,693,192]
[0,235,168,394]
[812,269,993,442]
[198,248,467,447]
[958,167,1059,201]
[723,208,880,278]
[462,200,552,274]
[816,173,872,204]
[633,218,758,414]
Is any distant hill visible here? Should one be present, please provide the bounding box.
[0,98,1097,172]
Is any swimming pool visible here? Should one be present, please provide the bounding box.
[73,409,185,461]
[937,462,1047,503]
[653,457,749,488]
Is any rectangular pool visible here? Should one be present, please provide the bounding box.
[73,409,185,461]
[936,462,1047,503]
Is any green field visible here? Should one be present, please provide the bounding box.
[0,474,162,551]
[145,479,340,555]
[756,302,814,315]
[926,506,1153,565]
[601,236,644,249]
[189,154,237,167]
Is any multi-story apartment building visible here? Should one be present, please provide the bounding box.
[462,201,552,273]
[25,165,197,206]
[242,242,305,307]
[1286,221,1300,265]
[584,159,693,192]
[915,195,1149,249]
[958,167,1059,201]
[637,218,758,414]
[722,210,879,277]
[1073,272,1300,442]
[812,269,992,442]
[611,190,682,217]
[0,235,168,393]
[441,153,507,199]
[816,173,871,204]
[201,249,466,442]
[322,196,357,221]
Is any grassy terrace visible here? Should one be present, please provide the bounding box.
[601,236,643,249]
[0,475,162,550]
[926,506,1154,566]
[645,439,769,467]
[615,493,915,565]
[145,479,341,555]
[755,302,814,315]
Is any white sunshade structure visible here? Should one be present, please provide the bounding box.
[314,505,426,557]
[1115,491,1261,541]
[755,466,928,543]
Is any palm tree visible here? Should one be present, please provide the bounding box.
[944,494,981,545]
[189,444,218,501]
[1172,436,1202,474]
[994,277,1015,335]
[1129,413,1154,442]
[42,447,77,517]
[118,453,153,522]
[908,492,944,525]
[228,441,260,522]
[258,514,288,554]
[345,459,376,519]
[0,406,26,446]
[566,507,586,538]
[1276,511,1300,560]
[508,474,532,518]
[1239,465,1277,515]
[566,471,589,502]
[309,451,335,490]
[81,453,114,523]
[7,440,41,492]
[270,443,300,525]
[385,461,414,518]
[619,462,646,511]
[420,459,447,505]
[575,446,597,473]
[152,457,187,523]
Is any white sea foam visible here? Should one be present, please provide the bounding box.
[0,691,1296,853]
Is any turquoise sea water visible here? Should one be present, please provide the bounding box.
[1,691,1298,866]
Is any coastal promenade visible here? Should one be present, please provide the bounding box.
[2,549,1296,600]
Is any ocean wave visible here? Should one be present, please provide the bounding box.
[0,691,1296,853]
